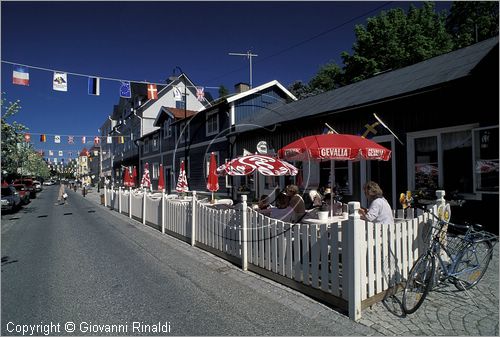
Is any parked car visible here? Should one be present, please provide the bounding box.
[33,180,42,192]
[1,186,22,212]
[43,180,55,186]
[13,178,36,198]
[12,184,31,205]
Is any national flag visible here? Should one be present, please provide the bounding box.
[196,87,205,101]
[119,136,124,144]
[88,77,100,95]
[24,133,31,142]
[360,121,380,139]
[49,150,54,156]
[13,66,30,86]
[373,113,404,145]
[40,134,47,142]
[54,135,61,143]
[94,136,100,145]
[53,72,68,91]
[53,158,57,163]
[120,81,131,98]
[107,136,112,144]
[58,150,63,157]
[69,151,73,157]
[82,136,86,144]
[147,84,158,100]
[68,136,74,144]
[173,87,182,101]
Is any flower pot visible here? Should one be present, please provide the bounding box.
[317,211,329,220]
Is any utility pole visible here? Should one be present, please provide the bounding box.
[228,51,258,88]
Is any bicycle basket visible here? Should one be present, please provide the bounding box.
[444,234,470,257]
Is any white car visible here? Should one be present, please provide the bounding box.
[33,180,42,192]
[43,180,55,186]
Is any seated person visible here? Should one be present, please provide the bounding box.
[254,194,272,216]
[309,189,323,208]
[358,181,394,225]
[285,184,306,222]
[270,193,294,222]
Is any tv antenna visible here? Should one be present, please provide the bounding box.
[228,50,258,88]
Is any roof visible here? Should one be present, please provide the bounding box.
[233,37,499,134]
[153,107,198,127]
[226,80,298,103]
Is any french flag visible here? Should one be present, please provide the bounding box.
[13,66,29,86]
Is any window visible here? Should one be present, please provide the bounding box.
[473,126,499,193]
[152,134,159,151]
[163,119,172,139]
[152,162,159,179]
[206,111,219,136]
[144,139,150,154]
[179,122,190,144]
[319,160,353,195]
[408,124,481,198]
[175,100,185,109]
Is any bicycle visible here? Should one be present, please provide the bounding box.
[402,211,498,314]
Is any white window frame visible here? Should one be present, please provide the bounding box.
[163,119,172,139]
[407,123,480,200]
[152,134,159,151]
[152,162,159,179]
[206,111,219,136]
[472,125,499,195]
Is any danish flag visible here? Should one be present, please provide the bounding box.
[147,84,158,100]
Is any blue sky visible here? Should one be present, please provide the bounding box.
[1,1,451,161]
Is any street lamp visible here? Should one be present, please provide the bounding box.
[172,66,188,169]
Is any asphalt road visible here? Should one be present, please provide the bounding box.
[1,186,376,336]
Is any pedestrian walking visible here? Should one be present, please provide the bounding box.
[82,183,86,197]
[57,183,66,204]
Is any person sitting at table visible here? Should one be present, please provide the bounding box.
[358,181,394,225]
[255,194,272,216]
[270,193,294,222]
[285,184,306,222]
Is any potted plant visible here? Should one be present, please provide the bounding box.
[317,202,330,220]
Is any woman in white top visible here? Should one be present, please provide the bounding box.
[359,181,394,225]
[270,193,294,222]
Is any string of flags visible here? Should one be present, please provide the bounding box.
[22,133,129,145]
[7,61,207,102]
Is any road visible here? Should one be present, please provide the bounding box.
[1,186,376,336]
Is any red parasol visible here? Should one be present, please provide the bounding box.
[141,163,151,190]
[123,167,131,187]
[278,134,391,162]
[207,153,219,192]
[216,154,298,176]
[158,164,165,191]
[176,160,189,193]
[131,166,137,187]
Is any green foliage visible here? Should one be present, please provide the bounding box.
[1,94,50,179]
[446,1,499,49]
[308,62,344,92]
[218,85,230,99]
[342,2,453,83]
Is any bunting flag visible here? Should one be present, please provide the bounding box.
[69,151,73,157]
[196,87,205,101]
[40,134,46,142]
[147,84,158,100]
[120,81,131,98]
[13,65,30,86]
[173,87,182,101]
[49,150,54,156]
[94,136,100,145]
[53,72,68,91]
[119,136,124,144]
[68,136,74,144]
[53,158,57,163]
[88,77,100,95]
[82,136,86,144]
[107,136,112,144]
[24,133,31,142]
[54,135,61,143]
[58,150,63,157]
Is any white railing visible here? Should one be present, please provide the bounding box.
[102,186,442,321]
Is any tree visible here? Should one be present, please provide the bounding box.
[341,2,453,83]
[218,85,230,99]
[446,1,499,49]
[308,62,344,92]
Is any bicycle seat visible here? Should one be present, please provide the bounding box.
[472,223,483,230]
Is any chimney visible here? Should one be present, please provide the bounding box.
[234,82,250,94]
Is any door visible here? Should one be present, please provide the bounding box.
[361,136,396,208]
[165,167,172,193]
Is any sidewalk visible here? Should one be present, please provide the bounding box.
[79,190,499,335]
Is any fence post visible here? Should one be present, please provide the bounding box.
[348,201,362,321]
[104,185,107,207]
[162,190,165,234]
[118,187,122,213]
[142,188,147,225]
[129,187,132,219]
[191,191,197,246]
[241,194,248,271]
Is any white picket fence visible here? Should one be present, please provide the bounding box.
[103,187,441,320]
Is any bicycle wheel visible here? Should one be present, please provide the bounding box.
[453,240,493,290]
[402,253,435,314]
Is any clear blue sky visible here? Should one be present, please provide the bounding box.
[1,1,451,161]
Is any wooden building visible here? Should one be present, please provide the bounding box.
[231,37,499,232]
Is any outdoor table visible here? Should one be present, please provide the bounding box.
[302,213,348,225]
